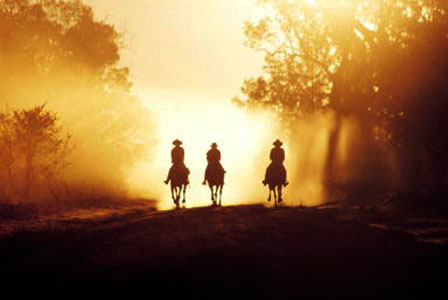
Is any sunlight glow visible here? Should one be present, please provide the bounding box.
[130,89,277,209]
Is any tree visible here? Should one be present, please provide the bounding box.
[0,0,130,96]
[237,0,337,128]
[0,105,73,201]
[236,0,448,204]
[0,112,15,188]
[340,0,448,200]
[0,0,156,200]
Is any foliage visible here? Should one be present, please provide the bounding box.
[0,0,156,201]
[0,105,74,201]
[236,0,338,127]
[0,0,130,93]
[237,0,448,201]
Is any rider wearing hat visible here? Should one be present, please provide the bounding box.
[165,139,188,184]
[263,139,289,187]
[202,142,225,185]
[171,139,184,165]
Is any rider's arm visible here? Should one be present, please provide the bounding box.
[270,149,274,161]
[207,150,212,163]
[180,147,185,161]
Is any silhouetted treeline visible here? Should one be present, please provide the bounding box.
[0,0,155,205]
[236,0,448,209]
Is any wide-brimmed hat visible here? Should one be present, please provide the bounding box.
[273,139,283,146]
[172,139,182,146]
[211,142,218,148]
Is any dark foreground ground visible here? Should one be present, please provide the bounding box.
[1,203,448,299]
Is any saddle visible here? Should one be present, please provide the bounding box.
[205,162,225,184]
[265,162,286,185]
[170,163,190,184]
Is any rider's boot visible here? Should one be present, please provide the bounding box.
[164,179,169,185]
[262,179,267,186]
[283,181,289,187]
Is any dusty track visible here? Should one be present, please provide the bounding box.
[1,204,447,298]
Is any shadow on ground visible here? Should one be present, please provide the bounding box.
[0,204,447,298]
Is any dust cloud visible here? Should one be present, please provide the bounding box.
[127,89,345,208]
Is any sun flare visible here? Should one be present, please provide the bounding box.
[127,89,278,209]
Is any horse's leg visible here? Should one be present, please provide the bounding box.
[209,185,214,203]
[172,186,177,207]
[278,185,283,204]
[273,187,278,208]
[182,184,186,205]
[210,184,217,206]
[175,186,181,208]
[268,188,272,202]
[173,186,177,207]
[171,185,176,205]
[218,184,223,206]
[214,187,218,206]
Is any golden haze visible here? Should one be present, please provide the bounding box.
[0,0,363,208]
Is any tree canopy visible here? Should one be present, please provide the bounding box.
[237,0,448,203]
[0,0,155,202]
[0,105,74,201]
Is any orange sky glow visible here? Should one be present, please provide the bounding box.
[82,0,328,209]
[82,0,285,208]
[84,0,263,97]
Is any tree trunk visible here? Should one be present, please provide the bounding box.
[323,112,342,201]
[24,151,34,201]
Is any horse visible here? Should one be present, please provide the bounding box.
[204,163,225,206]
[264,163,287,208]
[168,164,190,209]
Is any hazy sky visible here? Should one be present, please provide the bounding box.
[80,1,325,208]
[84,0,263,100]
[82,1,273,207]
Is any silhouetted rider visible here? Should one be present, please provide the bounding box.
[270,142,285,164]
[165,139,188,184]
[171,140,184,165]
[263,139,288,186]
[202,143,225,185]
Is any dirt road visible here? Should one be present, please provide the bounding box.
[1,204,447,298]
